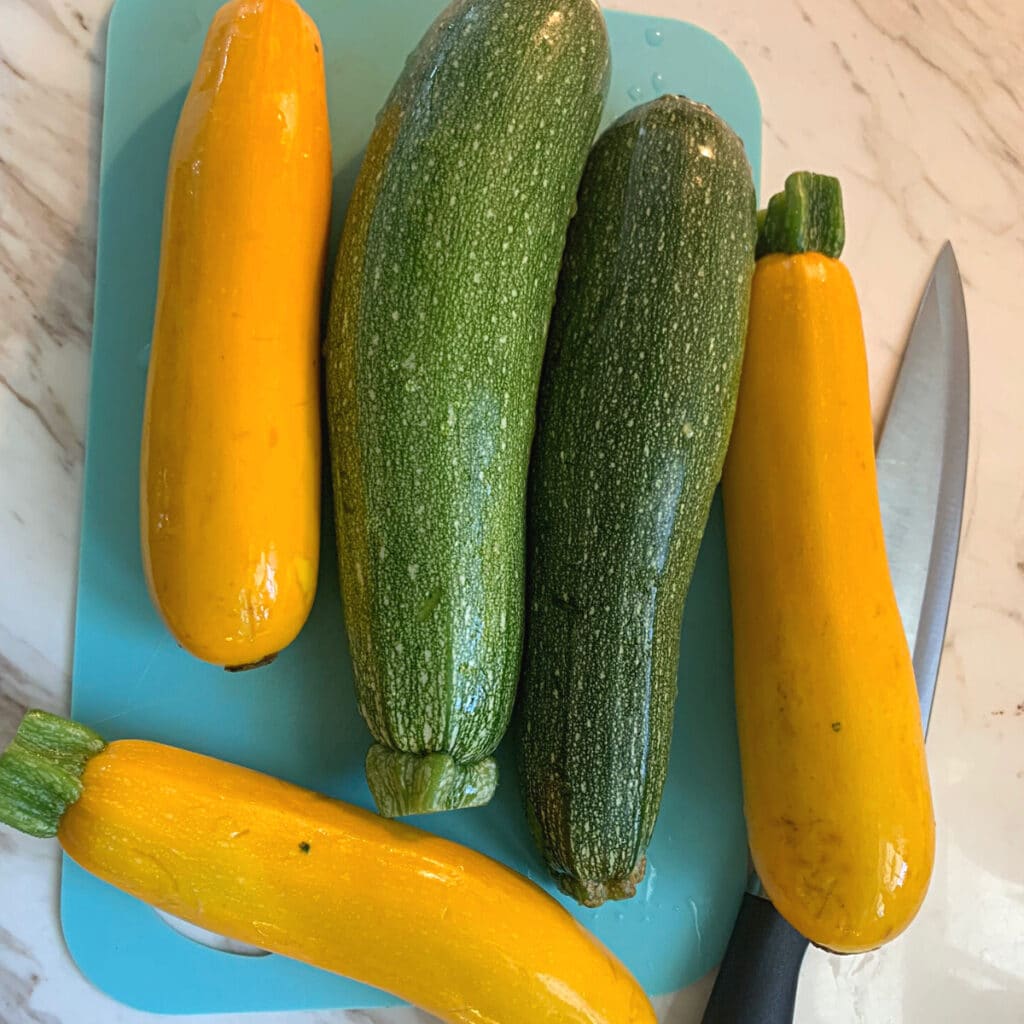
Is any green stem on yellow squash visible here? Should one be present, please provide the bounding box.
[0,710,106,838]
[756,171,845,260]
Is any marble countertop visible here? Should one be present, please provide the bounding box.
[1,0,1021,1021]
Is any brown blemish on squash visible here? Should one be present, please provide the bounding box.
[225,653,278,673]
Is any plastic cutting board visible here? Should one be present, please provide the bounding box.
[66,0,761,1012]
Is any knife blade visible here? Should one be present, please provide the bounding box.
[701,242,970,1024]
[877,242,970,729]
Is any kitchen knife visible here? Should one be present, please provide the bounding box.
[701,242,970,1024]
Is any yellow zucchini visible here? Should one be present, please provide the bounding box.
[0,711,655,1024]
[140,0,331,668]
[722,174,935,953]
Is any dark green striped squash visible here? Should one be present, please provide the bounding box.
[325,0,610,817]
[518,95,757,905]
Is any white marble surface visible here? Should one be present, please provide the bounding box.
[1,0,1022,1021]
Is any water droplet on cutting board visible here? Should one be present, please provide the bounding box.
[651,71,665,92]
[689,898,705,952]
[645,27,664,47]
[627,85,644,102]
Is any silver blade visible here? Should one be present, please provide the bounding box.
[876,242,970,735]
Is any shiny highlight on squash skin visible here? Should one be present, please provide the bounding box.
[140,0,331,667]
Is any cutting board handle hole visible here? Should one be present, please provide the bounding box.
[154,909,271,957]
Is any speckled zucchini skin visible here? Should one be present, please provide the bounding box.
[325,0,609,816]
[518,96,757,904]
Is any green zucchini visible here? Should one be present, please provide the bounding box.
[326,0,610,816]
[518,95,757,905]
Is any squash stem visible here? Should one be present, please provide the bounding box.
[0,711,106,838]
[756,171,845,259]
[365,745,497,817]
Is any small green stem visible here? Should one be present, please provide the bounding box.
[756,171,845,259]
[365,745,497,817]
[0,711,106,838]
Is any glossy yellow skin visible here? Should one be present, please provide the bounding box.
[58,741,656,1024]
[140,0,331,667]
[722,253,935,953]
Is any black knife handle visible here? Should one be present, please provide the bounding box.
[701,892,810,1024]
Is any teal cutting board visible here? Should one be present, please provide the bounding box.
[67,0,761,1013]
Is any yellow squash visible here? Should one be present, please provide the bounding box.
[0,712,655,1024]
[140,0,331,668]
[722,174,934,953]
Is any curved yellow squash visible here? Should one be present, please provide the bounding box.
[140,0,331,668]
[722,251,935,953]
[58,740,655,1024]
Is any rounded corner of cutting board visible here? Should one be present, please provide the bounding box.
[600,10,762,197]
[59,858,162,1016]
